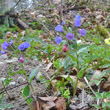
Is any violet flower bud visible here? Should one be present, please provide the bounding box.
[63,45,68,52]
[19,56,24,63]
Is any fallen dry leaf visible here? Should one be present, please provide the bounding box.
[55,97,66,110]
[39,97,57,102]
[36,97,66,110]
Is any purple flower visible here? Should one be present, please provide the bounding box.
[18,42,30,51]
[1,51,5,55]
[79,29,86,36]
[55,36,62,44]
[18,43,25,50]
[66,33,74,40]
[62,21,65,25]
[74,19,81,27]
[2,40,13,50]
[75,15,81,20]
[2,41,9,50]
[55,25,63,32]
[19,56,24,63]
[24,42,30,49]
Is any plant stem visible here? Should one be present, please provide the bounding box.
[73,50,79,96]
[73,77,79,96]
[21,64,35,96]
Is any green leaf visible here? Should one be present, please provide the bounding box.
[26,97,33,105]
[72,41,77,49]
[0,39,5,44]
[0,104,14,110]
[29,66,39,83]
[102,102,110,108]
[67,53,77,62]
[10,70,25,76]
[104,92,110,98]
[92,104,100,109]
[77,67,86,78]
[95,92,102,99]
[23,85,30,97]
[68,27,72,33]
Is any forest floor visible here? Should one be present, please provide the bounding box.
[1,0,110,110]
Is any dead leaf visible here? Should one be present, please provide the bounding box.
[91,70,102,81]
[39,97,57,102]
[46,62,53,72]
[55,97,66,110]
[103,81,110,91]
[96,15,104,20]
[53,0,61,4]
[30,101,37,110]
[37,97,66,110]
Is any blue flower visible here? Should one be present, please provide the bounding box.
[74,14,81,27]
[18,43,25,50]
[2,41,9,50]
[79,29,86,36]
[18,42,30,51]
[24,42,30,49]
[74,19,81,27]
[1,51,5,55]
[75,15,81,20]
[66,33,74,40]
[62,21,65,25]
[2,40,13,50]
[55,36,62,44]
[55,25,63,32]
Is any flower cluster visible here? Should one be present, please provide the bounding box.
[0,40,13,55]
[18,42,30,51]
[54,14,86,47]
[2,40,13,50]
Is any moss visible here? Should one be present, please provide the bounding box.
[96,24,110,38]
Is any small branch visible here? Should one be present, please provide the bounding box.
[60,0,63,24]
[84,77,96,97]
[0,82,28,95]
[13,0,22,9]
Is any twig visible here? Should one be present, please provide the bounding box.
[84,77,96,97]
[70,0,79,7]
[0,82,28,95]
[96,87,100,110]
[29,84,40,110]
[13,0,22,9]
[60,0,63,24]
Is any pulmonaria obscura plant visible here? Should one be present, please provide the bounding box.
[53,14,88,97]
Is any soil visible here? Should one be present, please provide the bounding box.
[0,58,49,110]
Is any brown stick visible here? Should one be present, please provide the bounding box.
[0,82,28,94]
[17,18,29,29]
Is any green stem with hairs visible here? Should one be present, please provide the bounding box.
[21,64,35,96]
[73,50,79,96]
